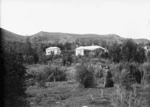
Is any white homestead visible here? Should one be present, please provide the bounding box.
[46,47,61,55]
[75,45,106,56]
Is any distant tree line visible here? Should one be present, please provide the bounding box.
[3,37,148,65]
[3,37,75,64]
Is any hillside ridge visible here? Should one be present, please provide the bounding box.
[1,28,150,44]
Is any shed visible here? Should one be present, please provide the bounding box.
[46,47,61,55]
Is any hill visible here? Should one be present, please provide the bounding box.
[1,28,149,44]
[1,28,26,42]
[29,31,125,44]
[133,38,150,44]
[28,31,150,45]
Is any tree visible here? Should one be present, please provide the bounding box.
[24,37,34,64]
[121,39,137,62]
[108,39,146,63]
[64,42,72,50]
[24,37,44,64]
[62,51,73,66]
[108,43,122,62]
[3,40,27,107]
[100,40,108,48]
[134,46,146,63]
[121,39,146,63]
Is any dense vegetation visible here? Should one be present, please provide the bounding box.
[108,39,146,63]
[3,40,27,107]
[3,33,150,107]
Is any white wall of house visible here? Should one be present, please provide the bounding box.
[46,47,61,55]
[75,45,106,56]
[75,47,84,56]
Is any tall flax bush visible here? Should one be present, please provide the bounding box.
[76,63,95,88]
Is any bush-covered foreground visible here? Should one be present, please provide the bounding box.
[26,81,150,107]
[25,60,150,107]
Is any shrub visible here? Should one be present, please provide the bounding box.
[38,54,48,64]
[109,62,125,84]
[66,66,76,81]
[141,62,150,84]
[121,70,136,90]
[111,62,142,89]
[76,63,95,88]
[35,64,67,83]
[51,65,67,81]
[95,67,103,78]
[25,66,37,86]
[120,62,142,90]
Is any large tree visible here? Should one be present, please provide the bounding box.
[3,40,27,107]
[108,39,146,63]
[121,39,146,63]
[108,43,122,62]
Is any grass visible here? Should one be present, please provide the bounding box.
[26,81,150,107]
[26,82,111,107]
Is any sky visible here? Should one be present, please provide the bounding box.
[1,0,150,40]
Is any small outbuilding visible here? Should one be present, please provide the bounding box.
[75,45,106,56]
[46,47,61,55]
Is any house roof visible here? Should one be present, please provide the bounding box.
[76,45,106,51]
[46,47,60,50]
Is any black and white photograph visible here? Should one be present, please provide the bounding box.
[1,0,150,107]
